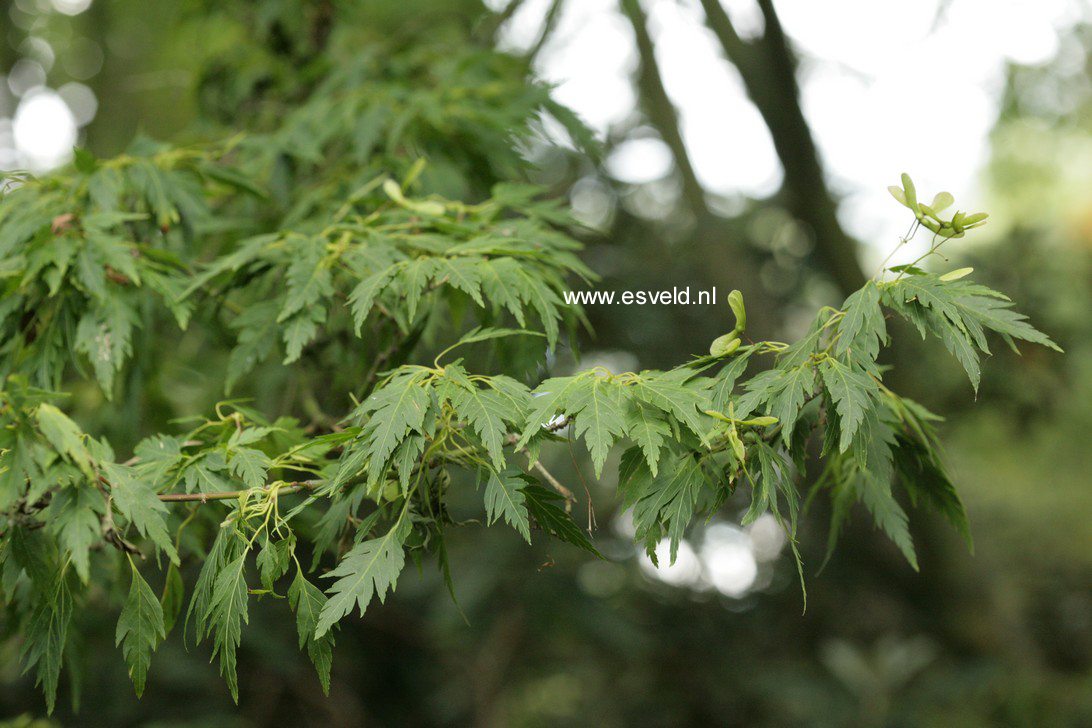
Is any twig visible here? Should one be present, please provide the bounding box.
[504,421,578,511]
[531,460,576,511]
[157,480,320,503]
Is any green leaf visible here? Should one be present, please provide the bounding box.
[348,266,398,334]
[209,554,250,703]
[161,562,185,636]
[484,468,531,542]
[228,446,271,489]
[225,301,279,392]
[133,434,184,488]
[115,562,166,698]
[73,297,138,395]
[522,485,599,555]
[47,485,105,583]
[288,568,335,695]
[316,514,411,637]
[20,575,72,714]
[103,462,179,564]
[517,374,585,449]
[256,536,292,590]
[893,434,972,551]
[450,385,511,471]
[819,358,876,452]
[515,267,562,346]
[35,404,93,477]
[626,401,671,476]
[618,449,706,563]
[479,257,527,325]
[400,257,439,322]
[437,256,485,306]
[277,238,333,322]
[835,281,886,361]
[185,528,234,642]
[709,351,754,412]
[436,326,544,364]
[630,368,712,446]
[354,371,431,484]
[181,451,232,494]
[568,377,628,477]
[282,306,326,364]
[855,472,917,571]
[739,365,816,442]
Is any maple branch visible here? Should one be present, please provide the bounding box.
[157,480,320,503]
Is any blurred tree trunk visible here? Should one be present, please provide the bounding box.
[698,0,867,297]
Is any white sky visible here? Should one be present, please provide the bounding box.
[497,0,1085,266]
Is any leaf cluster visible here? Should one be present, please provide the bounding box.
[0,47,1062,714]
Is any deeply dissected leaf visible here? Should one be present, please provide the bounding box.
[316,514,411,637]
[19,573,73,715]
[521,485,599,555]
[568,377,628,478]
[47,485,105,583]
[288,568,335,695]
[450,385,511,471]
[116,562,166,697]
[102,462,179,564]
[629,368,711,445]
[819,358,877,452]
[35,404,93,477]
[484,468,531,542]
[619,448,707,563]
[228,446,272,489]
[835,281,886,361]
[209,555,250,702]
[626,401,671,477]
[352,370,432,484]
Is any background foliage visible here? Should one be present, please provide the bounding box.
[1,1,1090,726]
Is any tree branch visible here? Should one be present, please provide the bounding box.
[157,480,320,503]
[699,0,867,295]
[620,0,710,216]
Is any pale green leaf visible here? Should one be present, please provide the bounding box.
[35,404,93,477]
[228,446,271,489]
